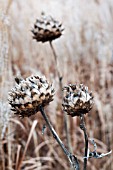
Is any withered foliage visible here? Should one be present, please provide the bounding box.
[0,0,113,170]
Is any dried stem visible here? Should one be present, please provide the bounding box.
[49,41,62,88]
[80,114,88,170]
[17,120,38,170]
[49,41,72,159]
[64,114,73,154]
[39,105,79,170]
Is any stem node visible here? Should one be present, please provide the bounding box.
[80,114,88,170]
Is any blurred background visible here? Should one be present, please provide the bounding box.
[0,0,113,169]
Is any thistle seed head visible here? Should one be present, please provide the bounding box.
[62,84,93,117]
[8,75,55,117]
[32,13,64,43]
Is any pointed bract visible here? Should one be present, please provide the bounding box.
[8,75,55,117]
[62,84,93,117]
[32,13,64,43]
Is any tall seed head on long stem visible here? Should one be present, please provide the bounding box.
[32,13,64,43]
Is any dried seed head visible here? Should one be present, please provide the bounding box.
[32,13,64,43]
[8,75,55,117]
[62,84,94,117]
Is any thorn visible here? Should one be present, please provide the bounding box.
[42,124,46,135]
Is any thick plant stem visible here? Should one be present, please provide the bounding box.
[39,105,79,170]
[80,114,88,170]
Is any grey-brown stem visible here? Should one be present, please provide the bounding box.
[49,41,72,161]
[39,105,79,170]
[80,114,88,170]
[49,41,62,88]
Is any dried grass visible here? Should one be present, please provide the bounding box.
[0,0,113,169]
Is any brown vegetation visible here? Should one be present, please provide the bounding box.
[0,0,113,169]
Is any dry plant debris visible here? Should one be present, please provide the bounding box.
[62,84,94,117]
[0,1,113,170]
[8,75,55,117]
[32,13,64,43]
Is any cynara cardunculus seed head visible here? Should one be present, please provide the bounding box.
[8,75,55,117]
[62,84,93,117]
[32,13,64,43]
